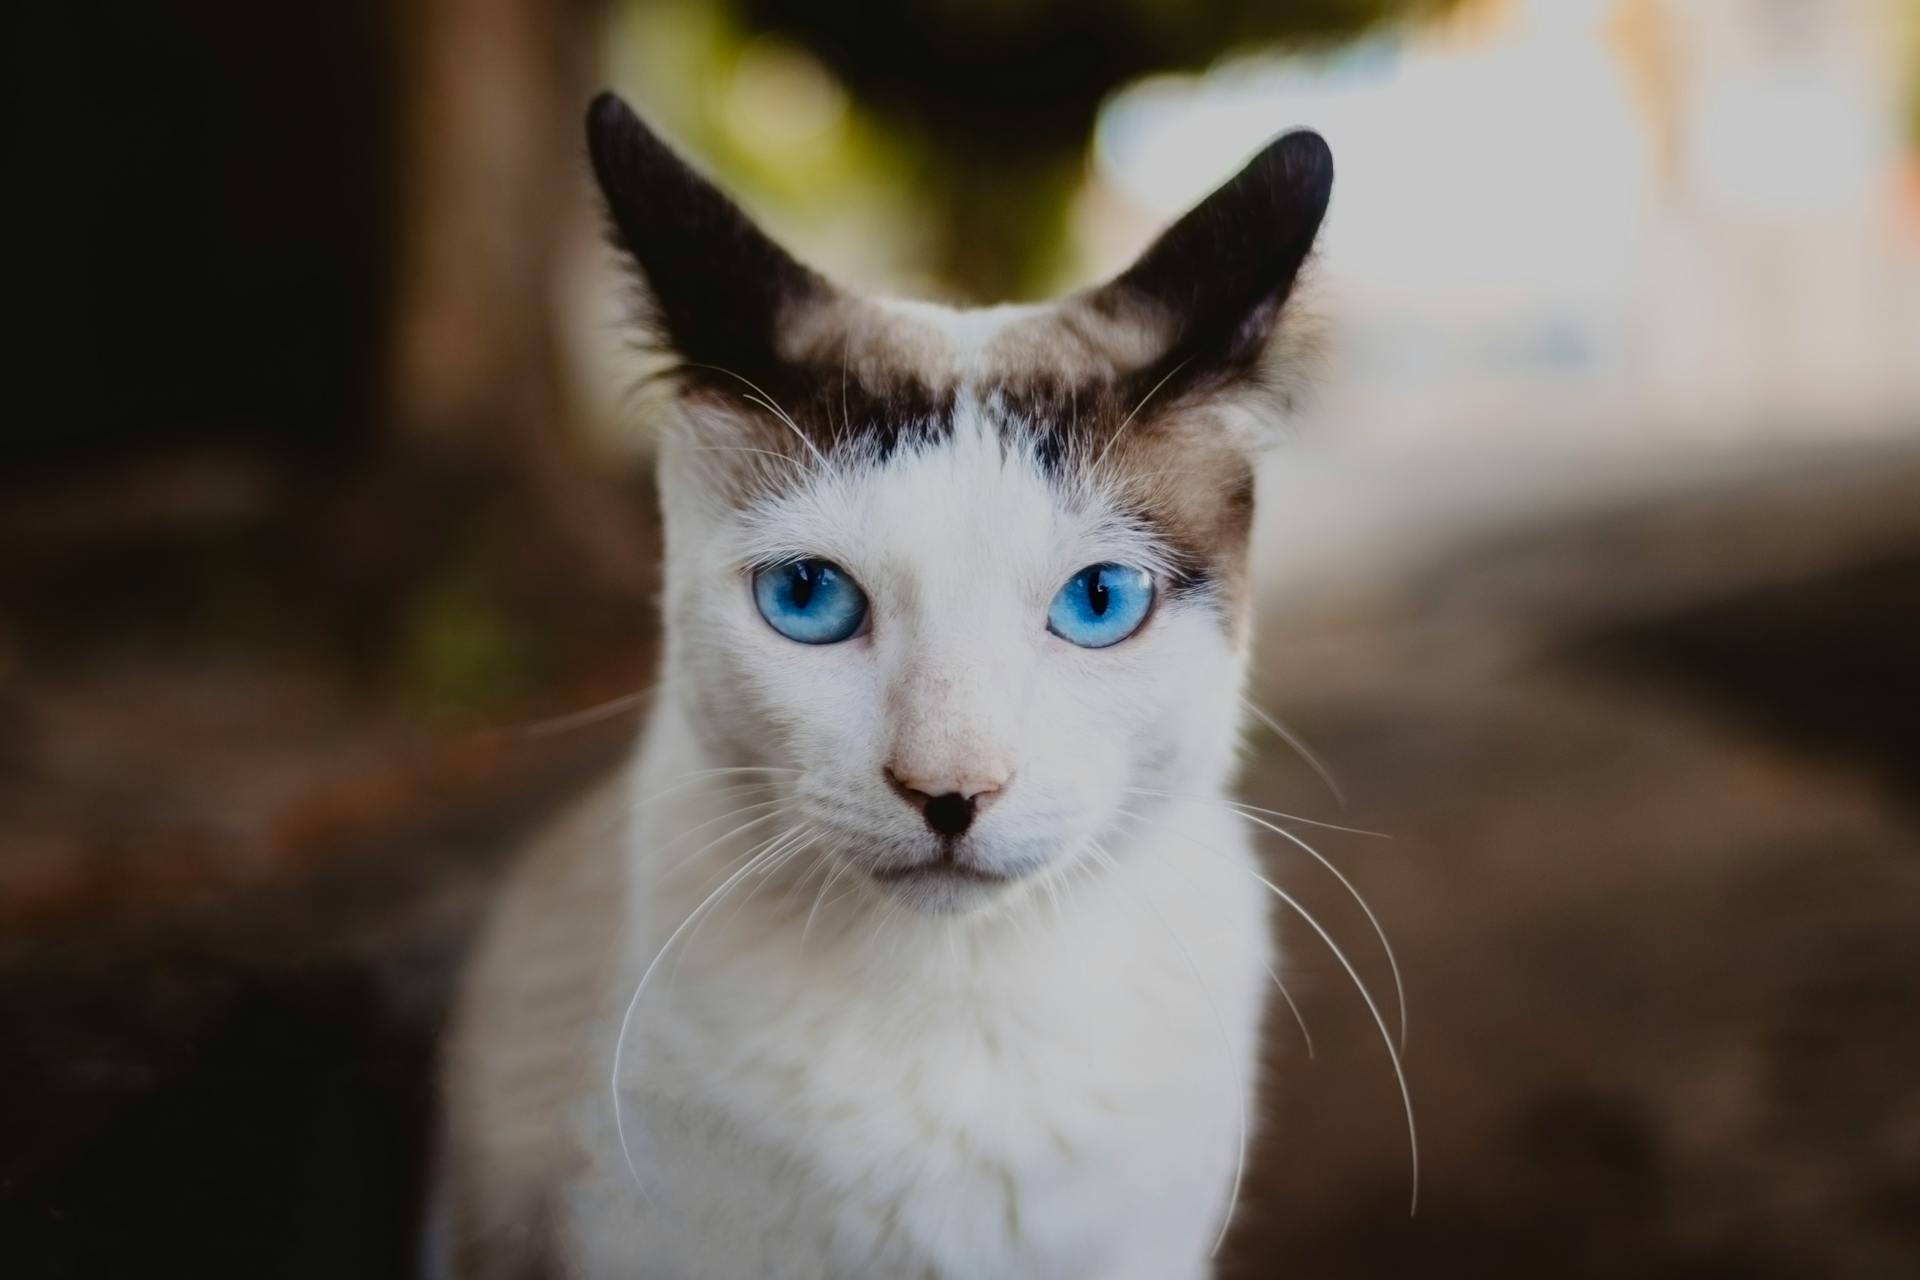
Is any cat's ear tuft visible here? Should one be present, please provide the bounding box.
[1089,129,1332,384]
[585,92,828,378]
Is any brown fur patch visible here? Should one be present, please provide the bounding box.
[776,292,964,388]
[984,295,1172,385]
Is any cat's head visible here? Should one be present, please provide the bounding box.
[588,93,1330,914]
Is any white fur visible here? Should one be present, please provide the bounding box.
[451,312,1273,1279]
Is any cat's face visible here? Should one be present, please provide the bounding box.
[589,95,1330,912]
[661,367,1252,914]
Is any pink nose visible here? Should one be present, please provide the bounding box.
[884,768,1007,838]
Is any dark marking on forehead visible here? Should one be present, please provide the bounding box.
[686,351,1182,484]
[680,362,959,465]
[980,366,1159,477]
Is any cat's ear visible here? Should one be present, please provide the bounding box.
[585,92,830,379]
[1085,130,1332,384]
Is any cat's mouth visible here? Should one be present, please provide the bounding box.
[869,857,1015,887]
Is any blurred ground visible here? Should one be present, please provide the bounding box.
[1223,439,1920,1276]
[6,437,1916,1278]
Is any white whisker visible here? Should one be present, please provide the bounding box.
[1117,809,1419,1214]
[1085,840,1248,1258]
[812,854,868,939]
[728,823,821,918]
[1239,695,1345,807]
[611,836,792,1198]
[674,824,818,981]
[1266,960,1316,1060]
[1123,786,1389,839]
[1109,809,1316,1060]
[1214,808,1404,1052]
[658,802,790,877]
[627,767,799,814]
[1120,793,1403,1048]
[504,687,656,739]
[839,334,853,441]
[688,444,817,474]
[1092,357,1192,474]
[1257,867,1418,1213]
[802,851,852,945]
[684,361,831,473]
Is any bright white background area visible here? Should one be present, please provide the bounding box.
[1078,0,1920,596]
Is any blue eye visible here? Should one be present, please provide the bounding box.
[752,559,868,644]
[1048,563,1154,648]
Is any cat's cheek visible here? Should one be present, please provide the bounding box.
[1116,611,1242,766]
[690,594,863,768]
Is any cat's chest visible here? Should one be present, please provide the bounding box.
[666,946,1181,1152]
[613,1003,1171,1274]
[616,905,1244,1262]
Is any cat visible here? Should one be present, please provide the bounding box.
[435,90,1332,1280]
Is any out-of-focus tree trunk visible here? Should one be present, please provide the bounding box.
[389,0,596,455]
[380,0,649,604]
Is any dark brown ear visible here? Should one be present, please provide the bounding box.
[585,92,828,381]
[1088,130,1332,385]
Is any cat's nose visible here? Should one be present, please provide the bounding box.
[884,768,1006,838]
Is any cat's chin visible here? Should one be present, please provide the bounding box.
[865,857,1033,915]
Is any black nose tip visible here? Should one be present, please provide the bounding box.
[921,792,974,838]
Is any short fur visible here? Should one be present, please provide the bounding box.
[438,93,1331,1278]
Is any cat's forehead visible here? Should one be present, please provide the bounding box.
[765,293,1178,452]
[691,298,1259,629]
[732,405,1174,598]
[780,294,1166,387]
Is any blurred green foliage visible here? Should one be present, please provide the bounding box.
[616,0,1460,299]
[398,536,546,719]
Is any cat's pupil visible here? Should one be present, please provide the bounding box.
[789,563,816,609]
[1086,570,1110,616]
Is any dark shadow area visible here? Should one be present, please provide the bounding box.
[2,954,438,1280]
[1584,551,1920,804]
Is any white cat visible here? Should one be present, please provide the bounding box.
[436,91,1334,1279]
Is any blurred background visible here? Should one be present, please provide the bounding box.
[4,0,1919,1275]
